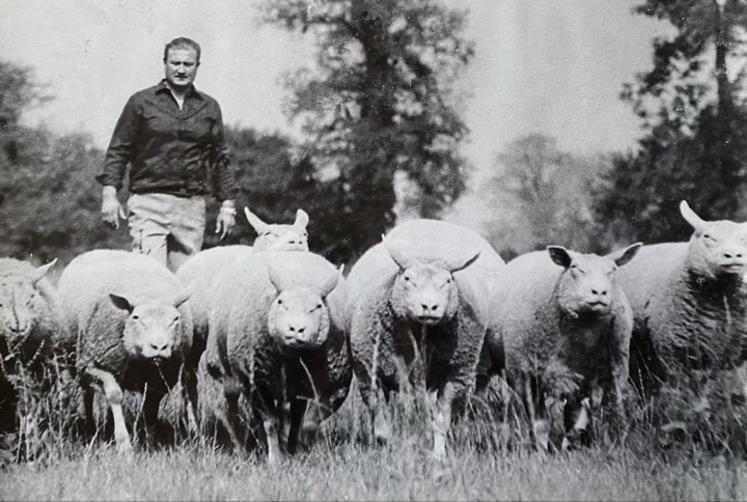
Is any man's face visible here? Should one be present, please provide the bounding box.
[164,48,199,90]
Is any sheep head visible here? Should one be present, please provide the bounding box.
[0,259,58,360]
[680,200,747,280]
[384,237,480,326]
[245,207,309,251]
[110,289,191,362]
[266,263,339,349]
[549,243,641,318]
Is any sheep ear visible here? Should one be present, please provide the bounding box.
[173,288,193,309]
[383,236,415,271]
[679,200,706,232]
[609,242,642,267]
[294,209,309,229]
[244,207,270,235]
[109,294,134,313]
[267,264,290,293]
[32,258,58,285]
[547,246,573,268]
[449,251,481,273]
[319,270,340,299]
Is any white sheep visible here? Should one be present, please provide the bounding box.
[175,207,310,415]
[57,249,193,452]
[346,218,505,460]
[478,243,641,450]
[0,257,67,438]
[618,201,747,394]
[203,250,349,463]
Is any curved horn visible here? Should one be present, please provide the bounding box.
[679,200,706,232]
[294,209,309,229]
[31,258,58,285]
[244,207,270,235]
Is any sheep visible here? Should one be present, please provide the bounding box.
[203,250,349,464]
[346,218,505,460]
[57,249,193,452]
[477,243,641,451]
[0,257,68,439]
[175,207,310,416]
[618,201,747,395]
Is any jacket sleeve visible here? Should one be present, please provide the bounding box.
[210,103,240,201]
[96,95,140,190]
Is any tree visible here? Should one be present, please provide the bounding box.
[480,134,603,258]
[593,0,747,244]
[0,61,129,264]
[261,0,474,261]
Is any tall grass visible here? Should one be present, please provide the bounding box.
[2,360,747,501]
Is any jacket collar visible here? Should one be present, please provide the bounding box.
[154,79,204,100]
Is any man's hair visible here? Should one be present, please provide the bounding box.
[163,37,201,63]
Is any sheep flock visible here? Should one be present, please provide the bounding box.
[1,200,747,466]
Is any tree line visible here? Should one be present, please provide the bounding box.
[1,0,745,267]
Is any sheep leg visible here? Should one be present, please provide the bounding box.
[561,395,591,450]
[370,387,393,446]
[180,364,199,433]
[82,385,96,438]
[431,382,456,461]
[522,373,549,452]
[286,398,307,455]
[85,367,131,453]
[262,409,282,466]
[143,386,165,449]
[300,401,323,444]
[221,376,247,452]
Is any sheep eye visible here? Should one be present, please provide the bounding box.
[403,275,410,282]
[277,298,283,305]
[132,315,140,320]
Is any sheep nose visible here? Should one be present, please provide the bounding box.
[723,252,744,259]
[288,325,306,335]
[591,288,608,297]
[421,303,440,313]
[149,343,171,357]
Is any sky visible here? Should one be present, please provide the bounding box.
[0,0,669,184]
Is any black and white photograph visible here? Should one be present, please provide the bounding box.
[1,0,747,500]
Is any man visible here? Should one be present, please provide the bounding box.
[97,37,239,271]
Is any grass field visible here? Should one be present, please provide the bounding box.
[2,378,747,501]
[2,434,745,500]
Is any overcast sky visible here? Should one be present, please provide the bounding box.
[1,0,668,177]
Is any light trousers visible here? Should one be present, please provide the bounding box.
[127,193,206,272]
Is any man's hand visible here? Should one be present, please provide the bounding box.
[215,200,236,241]
[101,186,126,229]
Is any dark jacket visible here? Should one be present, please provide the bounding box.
[96,80,239,201]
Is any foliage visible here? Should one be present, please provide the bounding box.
[260,0,474,261]
[0,61,129,265]
[592,0,747,245]
[479,134,606,258]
